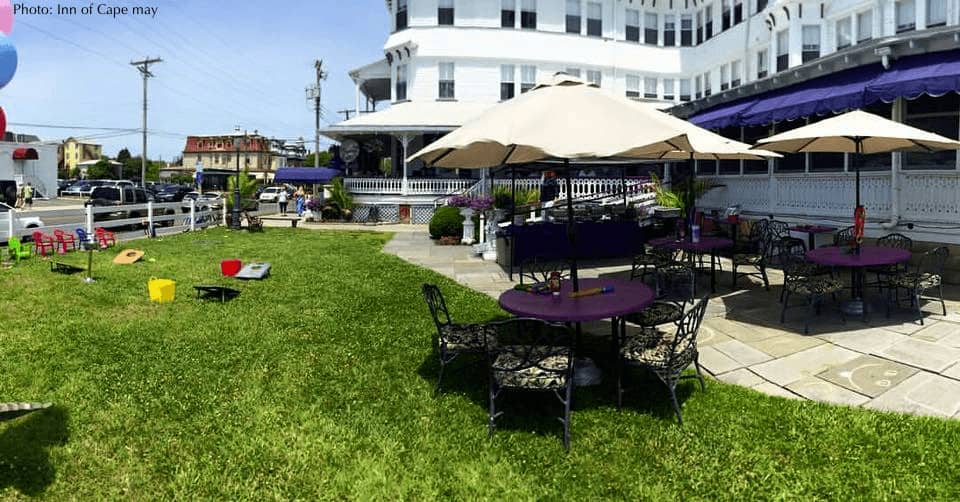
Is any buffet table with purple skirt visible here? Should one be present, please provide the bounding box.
[496,222,646,279]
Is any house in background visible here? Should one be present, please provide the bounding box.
[60,137,102,176]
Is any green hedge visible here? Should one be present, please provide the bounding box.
[429,206,464,239]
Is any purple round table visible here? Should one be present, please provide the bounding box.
[806,245,912,319]
[649,236,733,293]
[499,278,655,387]
[499,278,655,322]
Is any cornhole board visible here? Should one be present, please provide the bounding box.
[234,262,271,280]
[113,249,145,265]
[193,285,241,303]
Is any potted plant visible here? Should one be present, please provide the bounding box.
[306,197,323,221]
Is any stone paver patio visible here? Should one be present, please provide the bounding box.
[349,224,960,419]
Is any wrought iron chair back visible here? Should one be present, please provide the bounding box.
[767,219,790,239]
[655,263,696,304]
[663,296,710,370]
[421,283,453,332]
[877,233,913,250]
[486,318,573,378]
[917,246,950,278]
[834,226,856,246]
[519,256,572,285]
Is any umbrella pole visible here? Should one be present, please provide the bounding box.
[564,159,579,292]
[687,153,695,241]
[511,165,516,221]
[855,139,862,255]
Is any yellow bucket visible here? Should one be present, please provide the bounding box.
[148,277,176,303]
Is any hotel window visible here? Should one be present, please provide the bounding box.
[720,64,729,91]
[733,0,743,24]
[500,64,515,101]
[521,65,536,93]
[438,0,454,25]
[644,13,658,44]
[663,79,675,100]
[857,10,873,42]
[395,63,407,101]
[703,72,712,96]
[396,0,408,30]
[705,5,713,39]
[731,60,741,87]
[681,14,693,46]
[586,70,602,87]
[696,11,703,44]
[626,9,640,42]
[927,0,947,27]
[521,0,537,29]
[626,74,641,99]
[896,0,915,33]
[502,0,515,28]
[801,25,820,63]
[439,62,455,99]
[565,67,581,77]
[644,77,658,99]
[904,93,959,170]
[757,0,767,10]
[776,30,789,71]
[836,17,852,49]
[679,79,691,102]
[756,49,768,78]
[722,2,731,31]
[586,2,602,37]
[694,75,702,99]
[664,15,676,46]
[566,0,581,34]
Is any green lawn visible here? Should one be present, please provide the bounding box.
[2,228,960,499]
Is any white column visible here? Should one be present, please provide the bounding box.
[399,134,412,196]
[355,82,361,116]
[789,4,802,68]
[916,0,927,30]
[189,199,196,232]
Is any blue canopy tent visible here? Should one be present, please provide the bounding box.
[272,167,343,184]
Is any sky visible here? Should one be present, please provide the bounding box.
[4,0,390,162]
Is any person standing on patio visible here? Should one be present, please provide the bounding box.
[295,186,306,216]
[540,171,558,221]
[278,188,288,215]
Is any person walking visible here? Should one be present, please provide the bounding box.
[14,184,24,209]
[278,188,288,215]
[295,186,306,217]
[22,183,34,210]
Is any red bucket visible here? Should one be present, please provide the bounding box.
[221,259,242,277]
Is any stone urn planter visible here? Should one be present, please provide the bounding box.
[460,207,475,244]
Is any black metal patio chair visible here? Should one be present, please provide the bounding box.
[630,246,675,285]
[519,256,572,286]
[887,246,949,326]
[834,226,856,247]
[486,318,575,449]
[732,219,770,290]
[624,263,696,329]
[780,254,845,334]
[422,283,495,393]
[778,238,830,303]
[865,233,913,293]
[616,296,709,425]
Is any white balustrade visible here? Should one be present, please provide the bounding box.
[344,177,473,195]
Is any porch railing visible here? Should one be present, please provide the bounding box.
[343,177,474,195]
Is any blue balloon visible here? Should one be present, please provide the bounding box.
[0,35,16,89]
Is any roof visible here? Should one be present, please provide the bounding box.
[320,101,493,141]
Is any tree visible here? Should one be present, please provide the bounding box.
[304,151,333,167]
[225,167,259,211]
[117,148,132,162]
[86,159,114,180]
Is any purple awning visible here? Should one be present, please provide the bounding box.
[740,63,884,126]
[689,97,757,129]
[864,49,960,103]
[688,49,960,129]
[273,167,343,184]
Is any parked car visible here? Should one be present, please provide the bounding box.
[87,186,175,227]
[180,192,224,213]
[258,186,294,202]
[63,180,109,197]
[0,202,44,241]
[57,179,74,196]
[155,185,192,203]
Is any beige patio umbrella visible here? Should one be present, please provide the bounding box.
[407,73,777,288]
[753,109,960,249]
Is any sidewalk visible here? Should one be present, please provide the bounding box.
[378,227,960,420]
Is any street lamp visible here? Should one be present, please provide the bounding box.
[232,135,245,230]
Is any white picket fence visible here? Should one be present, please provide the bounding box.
[1,201,280,245]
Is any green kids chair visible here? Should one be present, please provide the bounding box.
[8,236,31,263]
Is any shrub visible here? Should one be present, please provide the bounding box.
[429,206,464,239]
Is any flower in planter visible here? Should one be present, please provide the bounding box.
[447,195,494,211]
[306,197,323,212]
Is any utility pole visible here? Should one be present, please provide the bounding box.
[306,59,327,168]
[337,109,354,121]
[131,57,162,186]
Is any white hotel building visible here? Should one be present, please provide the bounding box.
[323,0,960,244]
